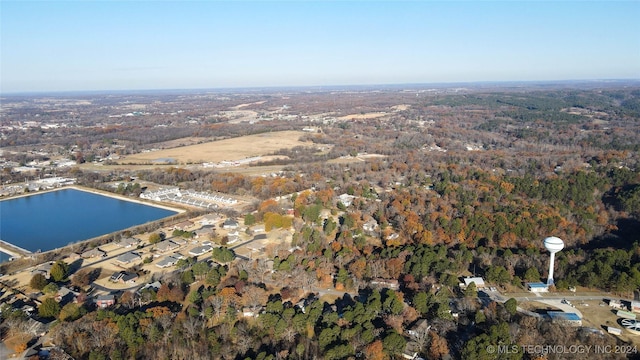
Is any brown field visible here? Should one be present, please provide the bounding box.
[118,131,312,164]
[337,112,388,120]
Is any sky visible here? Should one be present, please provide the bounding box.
[1,1,639,93]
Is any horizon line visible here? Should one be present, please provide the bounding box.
[2,78,640,96]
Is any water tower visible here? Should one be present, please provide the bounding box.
[544,236,565,285]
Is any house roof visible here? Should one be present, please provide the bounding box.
[117,237,140,247]
[82,248,105,257]
[189,245,213,256]
[116,252,141,264]
[463,277,485,286]
[96,294,115,301]
[223,218,239,227]
[156,256,179,268]
[156,240,179,252]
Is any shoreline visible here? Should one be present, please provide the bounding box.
[0,185,187,258]
[0,239,31,258]
[0,185,186,214]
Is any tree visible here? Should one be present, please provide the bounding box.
[212,247,235,263]
[50,260,70,282]
[30,273,48,290]
[428,332,450,359]
[244,213,256,226]
[148,233,162,244]
[504,298,518,316]
[59,303,82,321]
[464,282,478,297]
[43,282,59,295]
[523,267,541,282]
[39,298,61,319]
[383,330,407,356]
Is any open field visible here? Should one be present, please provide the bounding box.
[118,131,312,164]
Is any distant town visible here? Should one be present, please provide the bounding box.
[1,82,639,359]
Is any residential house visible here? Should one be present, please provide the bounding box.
[223,218,239,229]
[462,277,486,290]
[95,294,116,308]
[110,271,139,284]
[337,193,355,207]
[370,279,400,290]
[194,226,215,239]
[189,245,213,256]
[362,219,379,232]
[116,252,142,265]
[32,262,54,279]
[200,213,222,226]
[407,318,430,338]
[174,220,195,231]
[81,248,106,259]
[249,224,265,234]
[55,287,79,304]
[156,240,180,253]
[116,237,140,248]
[156,256,180,268]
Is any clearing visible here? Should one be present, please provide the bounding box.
[117,131,312,165]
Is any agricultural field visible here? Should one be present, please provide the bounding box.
[117,130,312,165]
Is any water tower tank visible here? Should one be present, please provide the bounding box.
[544,236,565,253]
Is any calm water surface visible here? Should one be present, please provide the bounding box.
[0,188,177,252]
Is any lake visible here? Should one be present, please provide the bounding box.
[0,188,178,253]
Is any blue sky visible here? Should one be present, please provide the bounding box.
[1,1,639,93]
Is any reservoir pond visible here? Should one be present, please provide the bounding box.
[0,188,177,253]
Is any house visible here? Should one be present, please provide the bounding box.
[632,300,640,313]
[227,234,240,245]
[462,277,486,289]
[81,248,106,259]
[116,237,140,248]
[139,281,162,293]
[168,252,184,260]
[200,213,222,226]
[189,245,213,256]
[174,220,194,231]
[194,226,215,239]
[171,237,187,246]
[116,252,142,265]
[223,218,239,229]
[55,287,79,304]
[156,256,180,268]
[249,224,265,234]
[407,319,430,338]
[242,307,261,318]
[95,294,115,308]
[32,262,54,279]
[547,311,582,326]
[156,240,180,253]
[527,282,549,293]
[362,219,379,232]
[370,279,400,290]
[386,233,400,241]
[337,193,355,207]
[110,271,139,283]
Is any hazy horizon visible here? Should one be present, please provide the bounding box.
[2,1,639,93]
